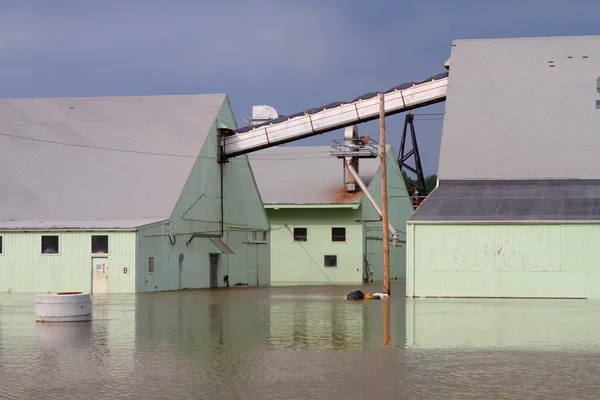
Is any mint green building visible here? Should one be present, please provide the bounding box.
[0,94,269,294]
[249,145,413,285]
[407,35,600,299]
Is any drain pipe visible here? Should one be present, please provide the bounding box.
[345,161,400,247]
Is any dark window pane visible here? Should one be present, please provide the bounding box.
[332,227,346,242]
[41,235,59,254]
[92,235,109,253]
[324,255,337,267]
[293,227,307,242]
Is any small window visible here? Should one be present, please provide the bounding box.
[293,227,307,242]
[0,236,3,254]
[251,230,268,243]
[148,257,155,274]
[332,227,346,242]
[324,255,337,267]
[92,235,109,253]
[41,235,59,254]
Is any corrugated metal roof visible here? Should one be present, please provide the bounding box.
[0,94,226,228]
[438,35,600,180]
[248,145,389,205]
[409,179,600,222]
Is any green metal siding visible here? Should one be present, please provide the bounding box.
[267,208,364,285]
[265,146,414,286]
[0,231,136,293]
[137,224,268,291]
[361,147,414,282]
[136,98,270,292]
[407,224,599,298]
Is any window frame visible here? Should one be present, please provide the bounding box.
[293,227,308,242]
[331,227,346,243]
[41,235,60,255]
[91,235,109,254]
[148,256,155,274]
[324,255,338,268]
[248,230,268,244]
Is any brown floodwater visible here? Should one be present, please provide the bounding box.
[1,283,600,399]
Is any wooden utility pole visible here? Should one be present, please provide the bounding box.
[379,93,391,296]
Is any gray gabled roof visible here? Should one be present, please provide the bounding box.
[248,145,391,205]
[438,35,600,180]
[415,35,600,223]
[0,93,226,228]
[0,219,161,230]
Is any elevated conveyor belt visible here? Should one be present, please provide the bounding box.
[221,72,448,158]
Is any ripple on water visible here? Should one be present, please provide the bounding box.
[2,287,600,399]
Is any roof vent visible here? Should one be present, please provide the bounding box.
[244,105,279,126]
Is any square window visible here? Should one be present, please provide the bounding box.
[251,230,268,243]
[293,227,307,242]
[148,257,155,274]
[41,235,59,254]
[92,235,109,253]
[0,236,3,254]
[324,255,337,267]
[332,227,346,242]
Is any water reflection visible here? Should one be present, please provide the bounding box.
[134,285,397,353]
[383,298,391,348]
[404,298,600,350]
[2,284,600,399]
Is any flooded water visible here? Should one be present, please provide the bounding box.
[2,283,600,399]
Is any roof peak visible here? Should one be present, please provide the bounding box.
[0,93,227,102]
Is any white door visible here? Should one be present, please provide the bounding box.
[92,257,108,294]
[209,254,219,288]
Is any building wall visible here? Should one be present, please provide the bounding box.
[136,224,269,291]
[361,147,414,282]
[0,231,136,293]
[407,223,600,299]
[136,97,270,292]
[264,146,413,286]
[267,208,364,285]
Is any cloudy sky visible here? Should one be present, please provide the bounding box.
[1,0,598,175]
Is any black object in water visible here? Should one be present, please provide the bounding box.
[346,290,365,300]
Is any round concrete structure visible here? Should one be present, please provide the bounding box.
[34,292,92,322]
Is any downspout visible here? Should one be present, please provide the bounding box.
[220,157,224,238]
[345,161,400,247]
[220,142,228,282]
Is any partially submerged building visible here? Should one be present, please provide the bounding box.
[0,94,269,294]
[249,144,414,285]
[407,35,600,298]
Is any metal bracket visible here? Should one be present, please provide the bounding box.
[398,113,427,195]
